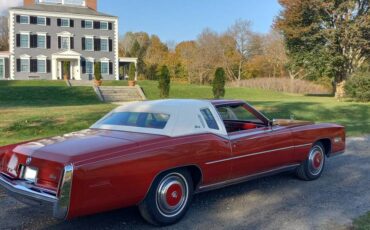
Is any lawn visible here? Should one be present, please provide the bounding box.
[353,212,370,230]
[0,80,369,146]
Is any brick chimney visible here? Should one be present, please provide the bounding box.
[85,0,97,10]
[24,0,35,6]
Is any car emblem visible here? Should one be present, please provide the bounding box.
[26,157,32,165]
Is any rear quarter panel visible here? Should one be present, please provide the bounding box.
[289,123,346,163]
[67,133,232,219]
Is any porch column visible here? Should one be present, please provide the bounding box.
[52,56,57,80]
[77,57,81,80]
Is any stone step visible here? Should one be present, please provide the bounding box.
[94,85,146,102]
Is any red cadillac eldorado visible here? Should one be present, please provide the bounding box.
[0,99,345,226]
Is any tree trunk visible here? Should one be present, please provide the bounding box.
[334,80,346,99]
[237,61,242,87]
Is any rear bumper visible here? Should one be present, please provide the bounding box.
[0,165,73,219]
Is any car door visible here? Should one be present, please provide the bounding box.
[215,103,295,180]
[229,126,294,179]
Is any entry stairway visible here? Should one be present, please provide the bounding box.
[94,86,146,102]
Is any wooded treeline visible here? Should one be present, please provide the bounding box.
[119,0,369,99]
[119,21,288,86]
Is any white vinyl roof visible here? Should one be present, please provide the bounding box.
[91,99,228,137]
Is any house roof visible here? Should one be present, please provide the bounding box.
[10,4,116,18]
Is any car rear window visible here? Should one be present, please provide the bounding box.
[98,112,170,129]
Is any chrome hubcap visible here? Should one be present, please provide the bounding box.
[156,173,188,217]
[308,146,324,176]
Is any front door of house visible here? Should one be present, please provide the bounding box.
[61,61,71,80]
[0,58,4,79]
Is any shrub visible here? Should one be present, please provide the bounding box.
[345,73,370,102]
[158,65,171,98]
[213,68,226,99]
[94,62,102,81]
[128,63,136,81]
[227,77,331,95]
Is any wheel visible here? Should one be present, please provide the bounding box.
[296,142,326,181]
[138,169,194,226]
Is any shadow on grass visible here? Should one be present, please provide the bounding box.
[0,86,102,107]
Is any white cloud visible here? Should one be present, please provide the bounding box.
[0,0,23,15]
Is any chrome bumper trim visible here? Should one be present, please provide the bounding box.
[0,164,73,220]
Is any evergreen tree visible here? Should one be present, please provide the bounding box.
[94,62,102,81]
[128,63,136,81]
[212,68,226,99]
[158,65,171,98]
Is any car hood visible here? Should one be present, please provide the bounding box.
[12,129,166,164]
[273,119,314,127]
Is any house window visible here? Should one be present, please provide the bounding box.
[0,58,4,79]
[37,17,46,25]
[86,60,94,74]
[85,20,93,29]
[61,18,70,27]
[61,36,70,49]
[20,34,29,48]
[85,37,93,51]
[20,15,29,24]
[37,34,46,48]
[101,38,108,52]
[100,21,108,30]
[20,58,30,72]
[101,61,109,75]
[37,59,46,73]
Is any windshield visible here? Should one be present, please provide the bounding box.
[96,112,170,129]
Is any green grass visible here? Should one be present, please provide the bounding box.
[353,212,370,230]
[0,80,369,146]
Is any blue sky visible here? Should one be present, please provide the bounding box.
[2,0,282,43]
[101,0,282,42]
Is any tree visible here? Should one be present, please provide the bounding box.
[212,68,226,99]
[128,63,136,81]
[158,65,171,98]
[263,30,288,78]
[276,0,370,98]
[227,19,253,85]
[94,62,102,81]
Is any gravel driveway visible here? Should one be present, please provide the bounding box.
[1,136,369,230]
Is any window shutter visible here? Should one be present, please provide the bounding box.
[70,19,74,27]
[58,36,61,49]
[81,60,86,74]
[46,18,51,26]
[30,16,37,24]
[30,35,35,48]
[47,35,51,49]
[94,21,100,29]
[16,34,20,47]
[109,62,113,75]
[16,15,20,23]
[109,39,113,52]
[16,59,21,72]
[47,60,51,73]
[108,22,113,30]
[70,37,74,49]
[30,59,37,73]
[81,20,85,28]
[94,38,101,51]
[57,19,61,27]
[33,35,38,48]
[82,37,85,50]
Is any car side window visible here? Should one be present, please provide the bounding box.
[200,108,219,130]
